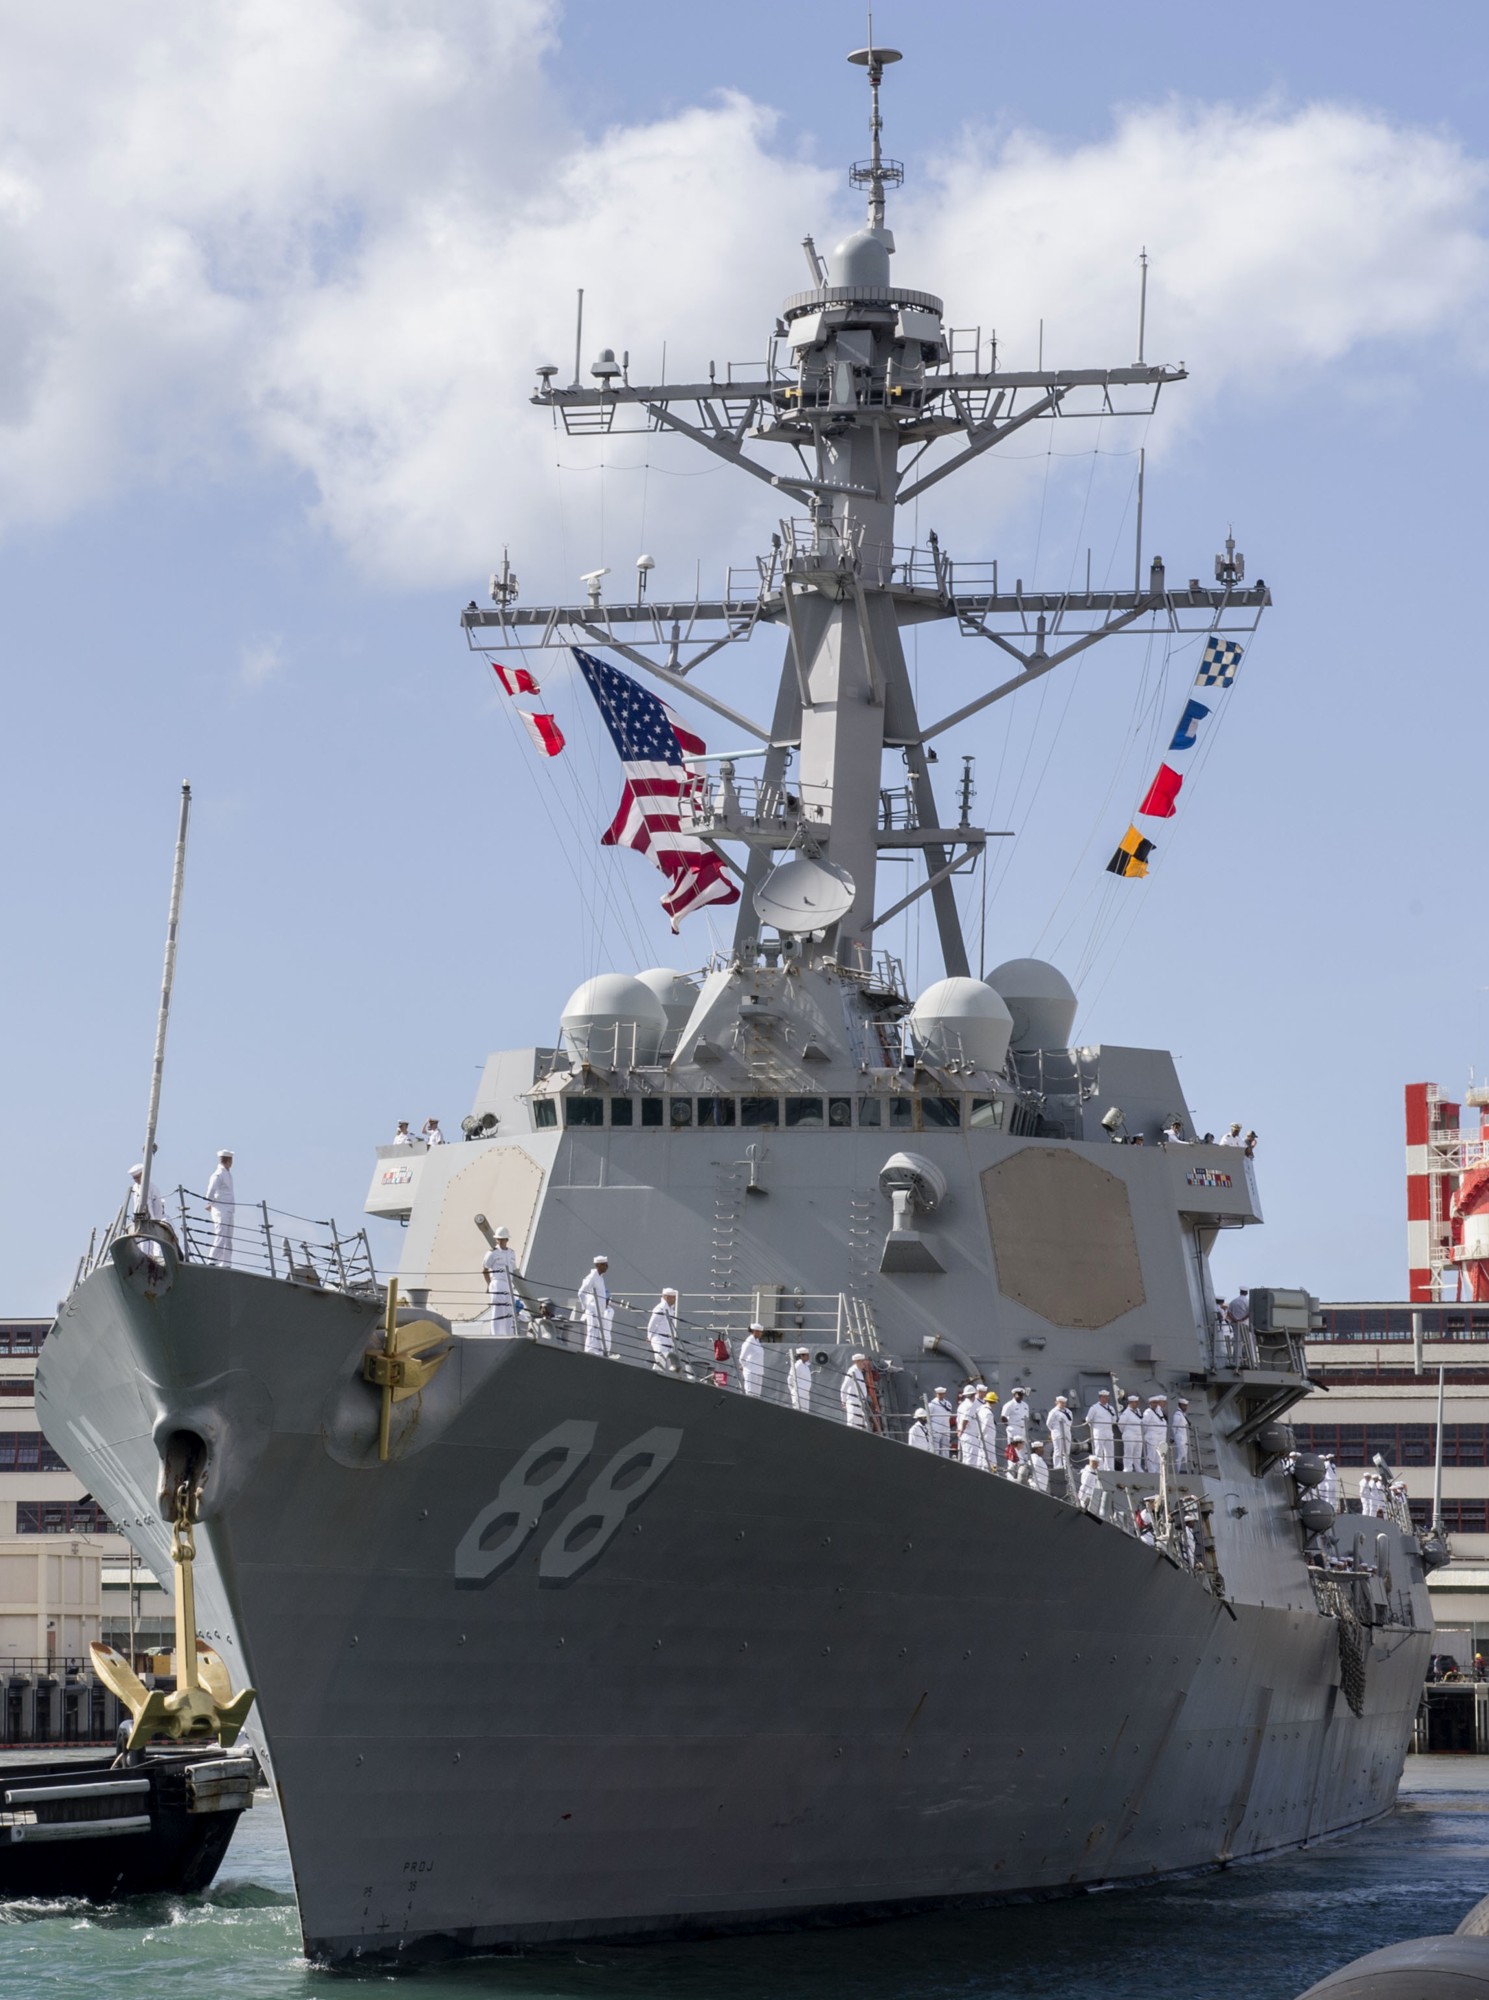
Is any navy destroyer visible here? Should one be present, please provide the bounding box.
[38,47,1435,1965]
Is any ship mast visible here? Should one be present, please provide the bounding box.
[464,48,1269,975]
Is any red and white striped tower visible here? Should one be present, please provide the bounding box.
[1405,1081,1462,1301]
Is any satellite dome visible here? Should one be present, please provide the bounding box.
[560,974,667,1068]
[635,968,698,1048]
[831,228,891,289]
[906,976,1013,1075]
[985,958,1078,1052]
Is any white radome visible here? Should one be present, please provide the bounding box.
[906,976,1014,1074]
[985,958,1078,1052]
[635,968,700,1049]
[560,974,669,1068]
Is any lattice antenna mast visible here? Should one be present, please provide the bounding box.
[465,46,1270,973]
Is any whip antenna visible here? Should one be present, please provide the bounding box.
[134,781,191,1230]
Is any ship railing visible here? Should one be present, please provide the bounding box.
[80,1188,382,1296]
[1206,1317,1258,1371]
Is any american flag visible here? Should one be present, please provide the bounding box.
[573,647,741,931]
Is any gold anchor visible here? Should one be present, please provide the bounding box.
[90,1478,256,1750]
[362,1279,450,1462]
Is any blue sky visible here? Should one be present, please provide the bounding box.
[5,0,1488,1309]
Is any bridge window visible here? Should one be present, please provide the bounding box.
[740,1097,779,1128]
[640,1098,664,1128]
[609,1097,633,1127]
[697,1097,735,1128]
[563,1098,604,1128]
[669,1098,693,1128]
[532,1100,557,1129]
[785,1097,824,1128]
[921,1097,961,1129]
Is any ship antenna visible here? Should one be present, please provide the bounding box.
[847,26,903,235]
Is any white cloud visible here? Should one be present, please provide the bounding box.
[0,8,1483,586]
[238,633,284,689]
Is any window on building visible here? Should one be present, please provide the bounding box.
[609,1097,634,1127]
[640,1098,664,1127]
[16,1500,112,1535]
[0,1328,46,1357]
[563,1097,605,1127]
[740,1097,779,1128]
[0,1434,68,1473]
[784,1097,824,1128]
[532,1100,557,1129]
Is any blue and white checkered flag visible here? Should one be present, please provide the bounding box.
[1194,635,1243,688]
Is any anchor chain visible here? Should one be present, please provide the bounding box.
[89,1464,257,1750]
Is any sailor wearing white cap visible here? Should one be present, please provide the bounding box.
[907,1407,932,1451]
[1078,1455,1105,1517]
[957,1389,987,1470]
[393,1121,416,1146]
[926,1387,953,1459]
[1320,1453,1340,1510]
[789,1347,813,1414]
[1171,1397,1192,1474]
[647,1287,682,1374]
[1117,1395,1144,1473]
[1046,1395,1072,1472]
[1141,1395,1168,1476]
[1002,1386,1030,1443]
[1026,1440,1050,1493]
[481,1225,524,1338]
[422,1117,446,1145]
[578,1256,614,1357]
[839,1353,873,1431]
[1085,1389,1115,1470]
[205,1150,235,1266]
[739,1322,766,1397]
[128,1162,166,1230]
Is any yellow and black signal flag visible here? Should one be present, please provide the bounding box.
[1106,824,1155,878]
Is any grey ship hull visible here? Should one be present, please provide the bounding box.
[39,1254,1428,1964]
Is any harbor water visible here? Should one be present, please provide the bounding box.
[1,1757,1484,2000]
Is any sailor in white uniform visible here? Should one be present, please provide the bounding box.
[647,1287,682,1374]
[128,1163,166,1230]
[789,1347,813,1413]
[907,1407,932,1452]
[1078,1455,1105,1516]
[976,1393,1001,1475]
[927,1387,953,1459]
[1171,1397,1192,1473]
[1026,1440,1050,1493]
[839,1353,873,1430]
[1141,1396,1168,1476]
[1219,1123,1245,1147]
[957,1391,987,1470]
[738,1323,766,1397]
[578,1256,614,1357]
[1086,1389,1116,1470]
[205,1150,235,1266]
[422,1118,446,1145]
[481,1225,524,1338]
[1320,1454,1340,1510]
[392,1121,416,1146]
[1046,1395,1073,1473]
[1117,1395,1144,1473]
[1001,1387,1030,1475]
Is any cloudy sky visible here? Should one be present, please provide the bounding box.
[6,0,1488,1308]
